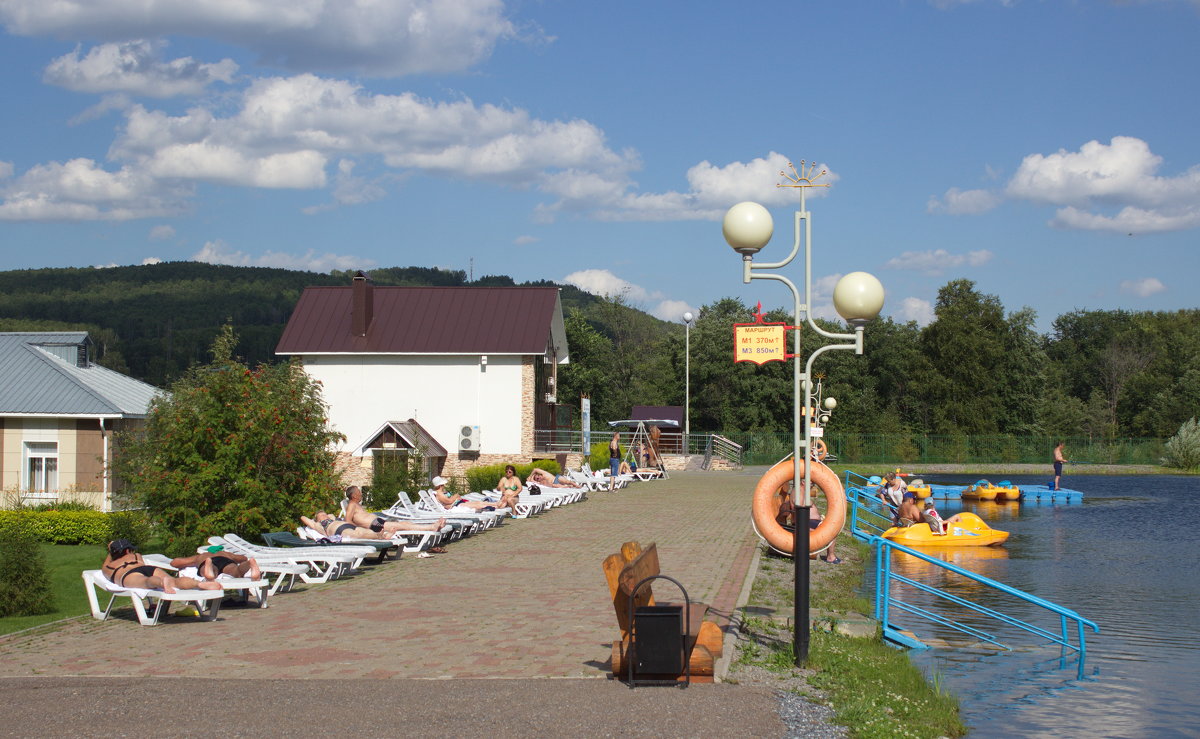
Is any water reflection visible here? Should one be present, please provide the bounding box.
[893,475,1200,738]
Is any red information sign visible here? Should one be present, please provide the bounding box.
[734,323,788,364]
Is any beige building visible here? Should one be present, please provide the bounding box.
[0,332,159,511]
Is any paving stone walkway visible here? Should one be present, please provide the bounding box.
[0,470,763,680]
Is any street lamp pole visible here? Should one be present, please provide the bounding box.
[722,162,884,665]
[682,311,694,444]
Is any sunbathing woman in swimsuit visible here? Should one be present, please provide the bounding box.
[490,465,524,509]
[102,540,221,594]
[300,511,440,540]
[170,551,262,581]
[343,486,447,533]
[526,467,577,488]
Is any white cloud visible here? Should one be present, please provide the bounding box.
[1119,277,1166,298]
[302,159,386,214]
[1006,136,1200,234]
[0,161,13,178]
[0,158,189,221]
[885,248,993,276]
[583,153,838,222]
[809,273,844,322]
[141,256,162,265]
[192,240,373,272]
[562,268,696,323]
[651,299,696,323]
[44,40,237,97]
[926,187,1001,215]
[562,268,653,302]
[513,235,538,245]
[148,225,175,240]
[1,0,520,78]
[897,297,935,326]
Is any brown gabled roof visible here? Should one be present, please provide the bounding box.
[276,285,564,356]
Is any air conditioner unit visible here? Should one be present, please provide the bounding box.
[544,393,556,404]
[458,425,480,452]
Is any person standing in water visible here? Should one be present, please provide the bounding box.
[1053,441,1066,490]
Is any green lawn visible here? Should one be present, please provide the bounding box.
[0,543,106,636]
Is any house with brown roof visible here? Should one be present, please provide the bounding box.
[1,332,160,510]
[276,273,569,484]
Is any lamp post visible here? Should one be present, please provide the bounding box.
[722,163,884,664]
[682,311,694,444]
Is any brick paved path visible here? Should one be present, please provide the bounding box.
[0,471,762,680]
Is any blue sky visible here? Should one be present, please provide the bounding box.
[1,1,1197,331]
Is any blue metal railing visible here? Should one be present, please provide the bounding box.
[842,471,1099,676]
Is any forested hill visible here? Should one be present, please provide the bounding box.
[0,262,608,386]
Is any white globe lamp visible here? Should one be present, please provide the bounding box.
[722,202,774,255]
[832,271,885,324]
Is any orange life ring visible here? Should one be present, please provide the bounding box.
[751,459,845,554]
[810,438,828,461]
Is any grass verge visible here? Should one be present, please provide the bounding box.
[0,543,105,636]
[729,531,968,738]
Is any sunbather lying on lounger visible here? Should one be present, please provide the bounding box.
[170,551,261,581]
[526,467,577,488]
[343,486,447,534]
[301,511,445,540]
[431,476,505,512]
[102,539,221,594]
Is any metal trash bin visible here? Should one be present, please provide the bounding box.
[633,605,684,674]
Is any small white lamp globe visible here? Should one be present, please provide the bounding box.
[832,271,885,322]
[823,397,838,411]
[722,202,774,255]
[682,311,694,324]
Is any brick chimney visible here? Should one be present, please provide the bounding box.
[351,270,373,337]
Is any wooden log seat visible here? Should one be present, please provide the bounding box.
[601,541,723,682]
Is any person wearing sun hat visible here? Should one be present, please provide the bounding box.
[431,475,505,513]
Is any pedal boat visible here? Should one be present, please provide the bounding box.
[906,478,932,500]
[961,479,998,501]
[882,512,1009,547]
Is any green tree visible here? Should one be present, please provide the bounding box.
[557,308,616,424]
[112,326,345,555]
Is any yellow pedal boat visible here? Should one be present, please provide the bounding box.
[882,512,1009,547]
[961,479,998,501]
[906,478,932,499]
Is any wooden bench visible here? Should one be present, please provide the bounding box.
[601,541,723,682]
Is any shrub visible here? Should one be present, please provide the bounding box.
[0,510,111,544]
[108,510,153,548]
[0,524,55,617]
[370,447,428,509]
[1162,418,1200,471]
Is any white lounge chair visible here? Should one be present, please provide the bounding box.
[398,491,509,527]
[194,544,309,595]
[141,554,270,608]
[212,534,366,581]
[82,569,225,626]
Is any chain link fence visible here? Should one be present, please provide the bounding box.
[723,432,1165,466]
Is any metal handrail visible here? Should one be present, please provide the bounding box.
[841,470,1099,677]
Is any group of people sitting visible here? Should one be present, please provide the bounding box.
[876,472,963,535]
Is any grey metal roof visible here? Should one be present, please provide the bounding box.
[0,333,161,416]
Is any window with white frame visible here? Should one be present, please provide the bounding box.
[25,442,59,493]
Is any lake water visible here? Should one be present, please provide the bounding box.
[879,474,1199,739]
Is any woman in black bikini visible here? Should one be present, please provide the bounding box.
[170,551,262,581]
[300,511,401,540]
[101,540,221,594]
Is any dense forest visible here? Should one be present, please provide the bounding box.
[1,264,1195,439]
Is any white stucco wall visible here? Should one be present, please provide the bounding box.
[302,354,524,455]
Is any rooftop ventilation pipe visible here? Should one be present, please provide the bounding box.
[351,270,374,337]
